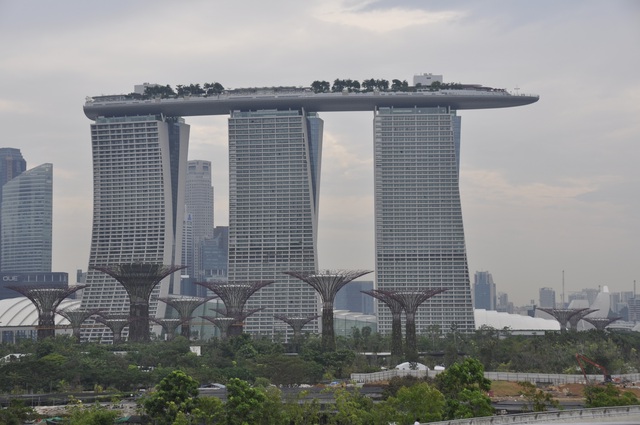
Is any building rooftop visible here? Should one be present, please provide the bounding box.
[84,85,539,119]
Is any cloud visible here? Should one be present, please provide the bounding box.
[314,0,463,33]
[0,99,32,114]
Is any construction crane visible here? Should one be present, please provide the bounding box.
[575,353,613,384]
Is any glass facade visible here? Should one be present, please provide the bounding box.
[374,107,475,334]
[0,163,53,273]
[228,109,323,338]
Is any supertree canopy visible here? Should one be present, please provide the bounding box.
[149,317,189,341]
[582,316,622,331]
[195,280,274,334]
[91,263,186,342]
[57,308,103,342]
[284,269,372,352]
[158,296,216,339]
[274,314,319,352]
[568,308,599,331]
[537,307,591,331]
[93,313,131,344]
[362,289,404,359]
[211,306,264,336]
[385,288,447,361]
[200,316,236,339]
[7,284,86,341]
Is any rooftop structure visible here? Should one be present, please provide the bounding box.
[84,86,537,119]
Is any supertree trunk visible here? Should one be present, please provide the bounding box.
[322,302,336,352]
[390,311,403,359]
[405,311,418,362]
[129,302,150,342]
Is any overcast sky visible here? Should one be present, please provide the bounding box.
[1,0,638,306]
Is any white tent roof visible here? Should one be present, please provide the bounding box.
[0,297,79,327]
[474,309,560,330]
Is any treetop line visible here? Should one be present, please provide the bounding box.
[130,79,494,100]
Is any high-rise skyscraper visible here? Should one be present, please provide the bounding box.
[80,115,189,341]
[228,109,323,337]
[0,148,26,189]
[0,163,53,273]
[473,271,497,310]
[374,106,475,334]
[0,148,27,271]
[183,160,214,279]
[539,287,556,308]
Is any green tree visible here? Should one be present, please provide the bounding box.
[66,403,119,425]
[435,358,492,419]
[311,81,330,93]
[390,382,445,424]
[448,388,494,419]
[142,370,199,425]
[224,377,267,425]
[518,381,559,412]
[584,384,639,407]
[192,396,224,425]
[329,388,374,425]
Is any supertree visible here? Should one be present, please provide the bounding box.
[284,269,373,352]
[158,296,216,339]
[93,313,130,344]
[7,284,86,341]
[91,263,186,342]
[582,316,622,331]
[568,309,599,331]
[56,308,103,342]
[149,317,189,341]
[385,288,447,362]
[361,289,404,360]
[274,314,319,352]
[195,280,274,334]
[200,316,236,339]
[537,307,591,331]
[211,306,264,337]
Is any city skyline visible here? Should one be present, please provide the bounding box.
[0,1,638,306]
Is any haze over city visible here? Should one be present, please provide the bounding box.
[0,0,638,306]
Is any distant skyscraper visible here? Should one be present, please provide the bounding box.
[374,106,475,334]
[202,226,228,280]
[1,163,52,273]
[0,148,27,271]
[0,148,26,189]
[474,271,497,310]
[335,281,374,315]
[183,160,214,281]
[539,287,556,308]
[228,110,323,337]
[80,115,189,341]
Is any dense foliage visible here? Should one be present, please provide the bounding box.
[1,327,639,397]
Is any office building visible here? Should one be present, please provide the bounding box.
[1,163,53,273]
[474,271,497,310]
[335,280,374,315]
[80,115,189,341]
[202,226,229,280]
[228,109,323,337]
[183,160,214,281]
[374,106,475,334]
[0,148,27,271]
[539,287,556,308]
